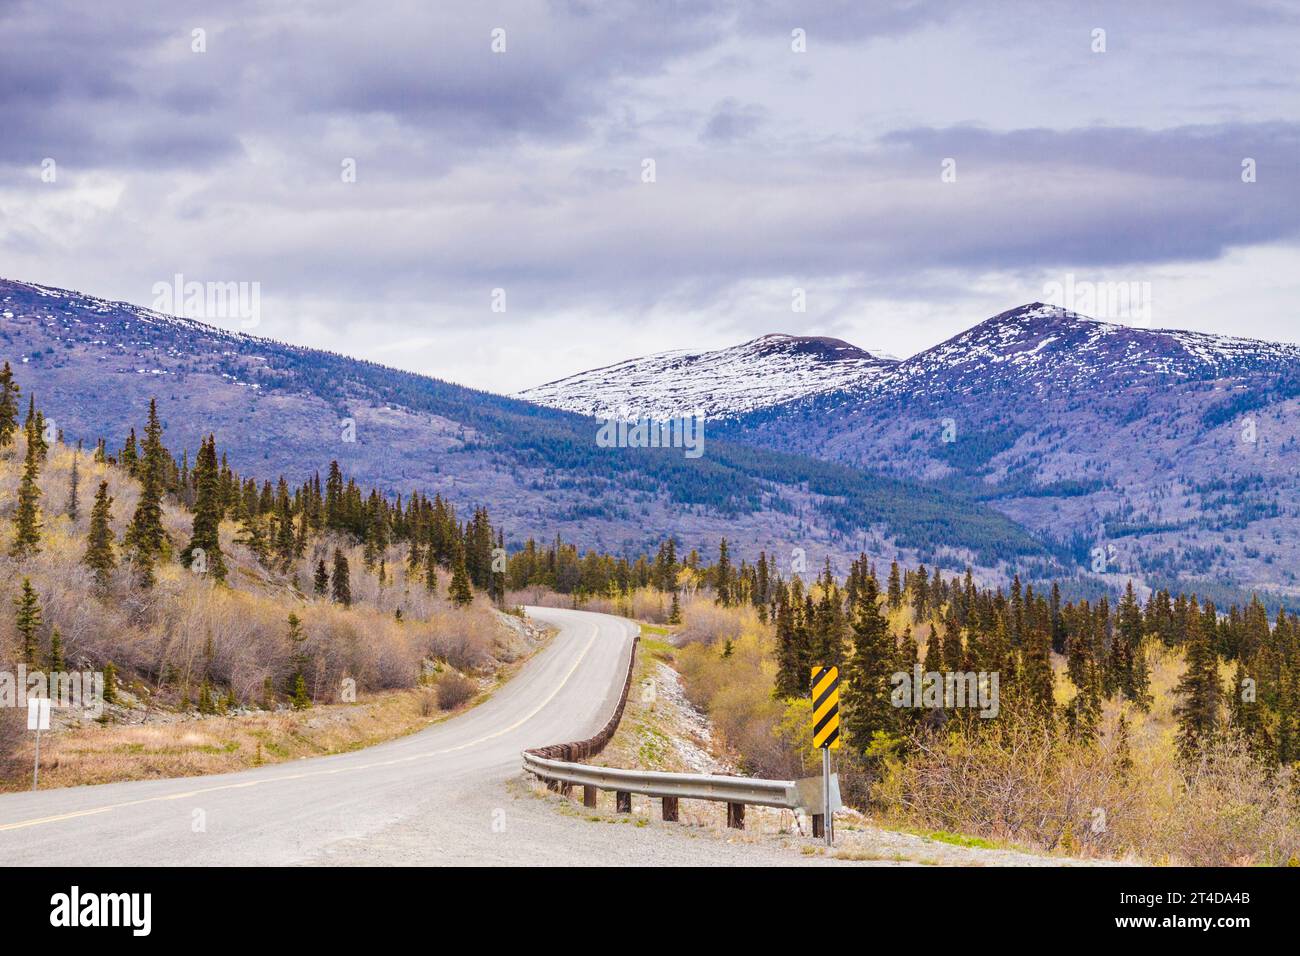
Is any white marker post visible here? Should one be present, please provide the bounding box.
[28,697,51,790]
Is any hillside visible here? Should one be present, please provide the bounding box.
[0,278,1056,577]
[524,302,1300,599]
[518,333,897,420]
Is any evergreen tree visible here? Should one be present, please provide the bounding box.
[0,361,18,448]
[1116,581,1151,710]
[773,594,807,699]
[182,435,227,582]
[911,564,929,620]
[119,428,138,475]
[66,449,80,520]
[291,674,311,710]
[668,590,681,625]
[1021,622,1055,722]
[48,627,65,673]
[198,679,215,715]
[24,396,47,461]
[941,605,964,673]
[102,662,118,704]
[286,613,310,708]
[14,577,42,666]
[331,549,352,607]
[83,480,117,588]
[714,538,733,606]
[922,623,942,675]
[1173,606,1223,762]
[124,400,167,586]
[313,559,330,595]
[843,574,899,758]
[449,545,473,607]
[9,417,43,557]
[886,560,903,610]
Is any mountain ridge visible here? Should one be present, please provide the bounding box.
[0,276,1052,581]
[520,301,1300,598]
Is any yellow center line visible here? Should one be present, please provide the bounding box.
[0,621,601,834]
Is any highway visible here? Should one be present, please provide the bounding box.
[0,607,823,866]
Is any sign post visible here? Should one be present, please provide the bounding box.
[28,697,50,791]
[810,665,841,846]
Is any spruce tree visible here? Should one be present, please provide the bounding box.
[843,574,899,758]
[331,548,352,607]
[119,428,138,475]
[236,507,269,568]
[668,590,681,625]
[922,623,942,675]
[941,605,964,673]
[198,679,215,715]
[48,627,65,673]
[83,480,117,588]
[773,594,805,699]
[1021,622,1056,722]
[911,564,929,620]
[291,674,311,710]
[313,559,330,595]
[66,449,80,521]
[0,361,18,448]
[182,435,227,582]
[102,661,118,704]
[886,560,903,610]
[449,546,473,607]
[124,400,167,586]
[1117,581,1150,710]
[14,577,42,666]
[9,418,43,557]
[714,538,733,606]
[282,612,311,708]
[1174,608,1223,762]
[24,396,47,461]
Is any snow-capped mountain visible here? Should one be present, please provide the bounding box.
[881,303,1300,398]
[519,302,1300,599]
[0,276,1049,580]
[519,304,1300,421]
[516,334,897,420]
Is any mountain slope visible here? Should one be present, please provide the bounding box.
[0,278,1048,576]
[517,333,897,420]
[523,302,1300,597]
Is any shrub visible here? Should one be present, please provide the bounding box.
[435,672,476,711]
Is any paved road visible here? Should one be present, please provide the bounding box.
[0,607,643,865]
[0,607,845,866]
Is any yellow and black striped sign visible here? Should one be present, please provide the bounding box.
[811,665,841,749]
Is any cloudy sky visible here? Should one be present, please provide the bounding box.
[2,0,1299,391]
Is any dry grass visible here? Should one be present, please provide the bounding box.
[0,436,517,788]
[0,687,465,792]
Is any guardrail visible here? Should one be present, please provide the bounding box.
[522,624,828,833]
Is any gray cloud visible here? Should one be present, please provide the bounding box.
[701,99,766,143]
[2,0,1299,389]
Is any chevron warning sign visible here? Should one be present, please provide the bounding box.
[811,665,841,750]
